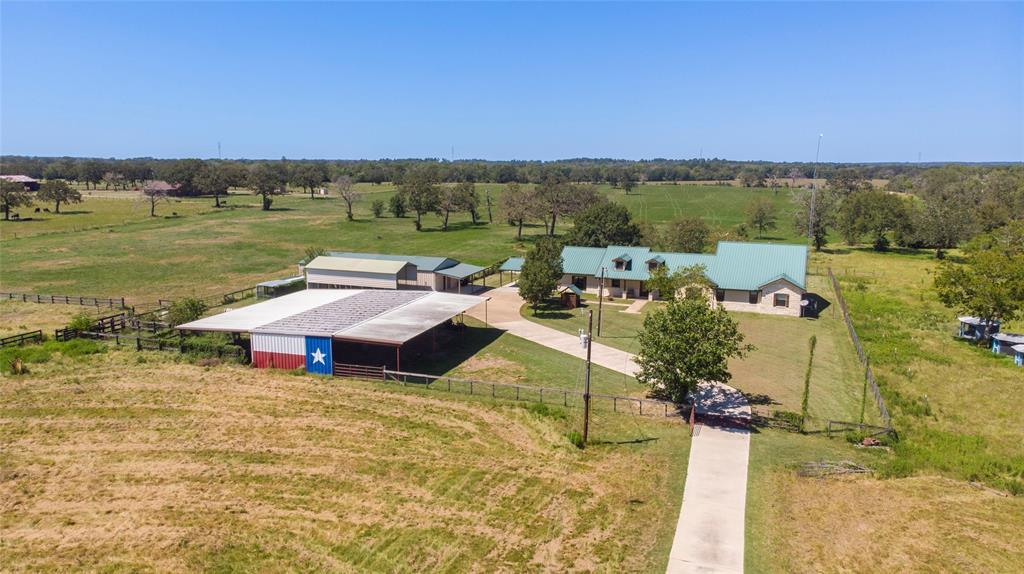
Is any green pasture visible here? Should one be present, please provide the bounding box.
[0,183,808,304]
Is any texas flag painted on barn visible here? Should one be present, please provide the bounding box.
[251,333,332,373]
[304,336,333,375]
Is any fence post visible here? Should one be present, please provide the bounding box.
[136,337,142,352]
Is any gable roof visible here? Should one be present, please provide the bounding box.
[499,257,524,272]
[327,251,459,272]
[435,262,485,279]
[556,241,808,290]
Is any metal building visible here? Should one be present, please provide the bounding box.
[177,288,486,374]
[304,256,418,290]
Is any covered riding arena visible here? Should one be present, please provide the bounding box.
[177,289,487,375]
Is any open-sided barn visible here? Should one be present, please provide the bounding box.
[177,289,486,373]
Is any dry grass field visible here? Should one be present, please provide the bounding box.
[0,350,691,573]
[0,300,88,337]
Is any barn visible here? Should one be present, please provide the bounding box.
[177,288,485,374]
[304,256,418,290]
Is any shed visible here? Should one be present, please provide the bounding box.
[0,174,39,191]
[560,284,583,309]
[958,316,1000,342]
[1012,344,1024,367]
[256,276,306,299]
[497,257,524,285]
[304,256,416,290]
[435,262,486,293]
[991,332,1024,356]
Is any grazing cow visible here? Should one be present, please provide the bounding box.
[34,207,41,213]
[43,208,50,212]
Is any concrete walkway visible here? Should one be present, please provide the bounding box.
[623,298,650,314]
[470,285,752,574]
[467,285,638,376]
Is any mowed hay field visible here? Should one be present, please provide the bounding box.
[0,183,802,302]
[0,351,691,573]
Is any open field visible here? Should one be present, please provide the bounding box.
[520,271,870,427]
[819,247,1024,493]
[0,341,690,573]
[0,300,90,338]
[0,183,806,303]
[745,429,1024,573]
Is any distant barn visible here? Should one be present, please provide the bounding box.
[0,175,40,191]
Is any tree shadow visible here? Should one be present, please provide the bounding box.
[57,210,93,215]
[743,392,780,406]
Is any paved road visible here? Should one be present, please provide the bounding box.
[471,285,752,574]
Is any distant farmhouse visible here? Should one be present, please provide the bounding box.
[0,174,40,191]
[303,252,487,293]
[558,242,808,316]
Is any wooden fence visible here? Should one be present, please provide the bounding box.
[54,312,129,342]
[828,267,894,431]
[77,331,245,358]
[158,286,256,311]
[333,367,687,418]
[1,292,127,309]
[0,330,43,348]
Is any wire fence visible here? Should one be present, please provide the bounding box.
[0,330,43,348]
[337,367,689,418]
[828,267,894,430]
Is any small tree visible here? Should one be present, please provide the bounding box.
[934,223,1024,339]
[335,175,360,221]
[388,193,407,218]
[793,188,838,251]
[636,297,753,403]
[194,162,232,208]
[501,181,532,240]
[662,217,710,252]
[398,167,440,230]
[371,199,385,218]
[745,198,778,239]
[142,180,170,217]
[248,163,288,211]
[565,202,642,247]
[0,179,33,220]
[646,264,710,301]
[167,297,208,327]
[37,180,82,213]
[518,237,564,311]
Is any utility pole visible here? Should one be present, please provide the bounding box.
[597,267,606,336]
[809,134,823,242]
[582,309,593,445]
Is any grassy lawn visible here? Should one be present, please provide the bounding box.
[0,339,690,572]
[521,269,868,427]
[0,183,802,304]
[818,247,1024,493]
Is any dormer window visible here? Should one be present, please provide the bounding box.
[646,255,665,271]
[613,254,632,271]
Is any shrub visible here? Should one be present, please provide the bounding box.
[167,297,208,326]
[566,430,584,449]
[68,312,95,333]
[371,200,385,218]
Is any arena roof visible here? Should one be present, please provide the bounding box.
[177,289,486,345]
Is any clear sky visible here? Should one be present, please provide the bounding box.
[1,2,1021,162]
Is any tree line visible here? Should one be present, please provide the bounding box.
[4,155,1011,189]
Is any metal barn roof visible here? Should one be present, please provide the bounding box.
[327,252,459,272]
[305,255,410,274]
[1012,344,1024,354]
[993,332,1024,344]
[257,275,305,288]
[177,289,358,332]
[435,262,485,279]
[499,257,524,272]
[178,289,486,345]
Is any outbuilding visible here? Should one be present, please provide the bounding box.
[1012,344,1023,367]
[991,332,1024,356]
[559,284,583,309]
[958,316,1000,342]
[177,288,486,374]
[0,175,40,191]
[304,256,417,290]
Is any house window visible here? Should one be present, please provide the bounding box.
[715,289,725,302]
[648,262,658,271]
[774,293,790,307]
[615,260,625,271]
[611,279,621,288]
[748,291,760,304]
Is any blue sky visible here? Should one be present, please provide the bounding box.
[1,2,1021,162]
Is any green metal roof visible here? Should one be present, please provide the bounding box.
[560,246,606,275]
[435,262,485,279]
[561,284,584,296]
[499,257,524,272]
[328,251,459,272]
[555,242,807,290]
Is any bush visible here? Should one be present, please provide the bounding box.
[68,312,95,332]
[167,297,208,326]
[371,200,385,218]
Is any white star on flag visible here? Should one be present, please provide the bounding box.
[311,348,326,365]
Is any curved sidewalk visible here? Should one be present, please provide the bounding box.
[470,285,751,574]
